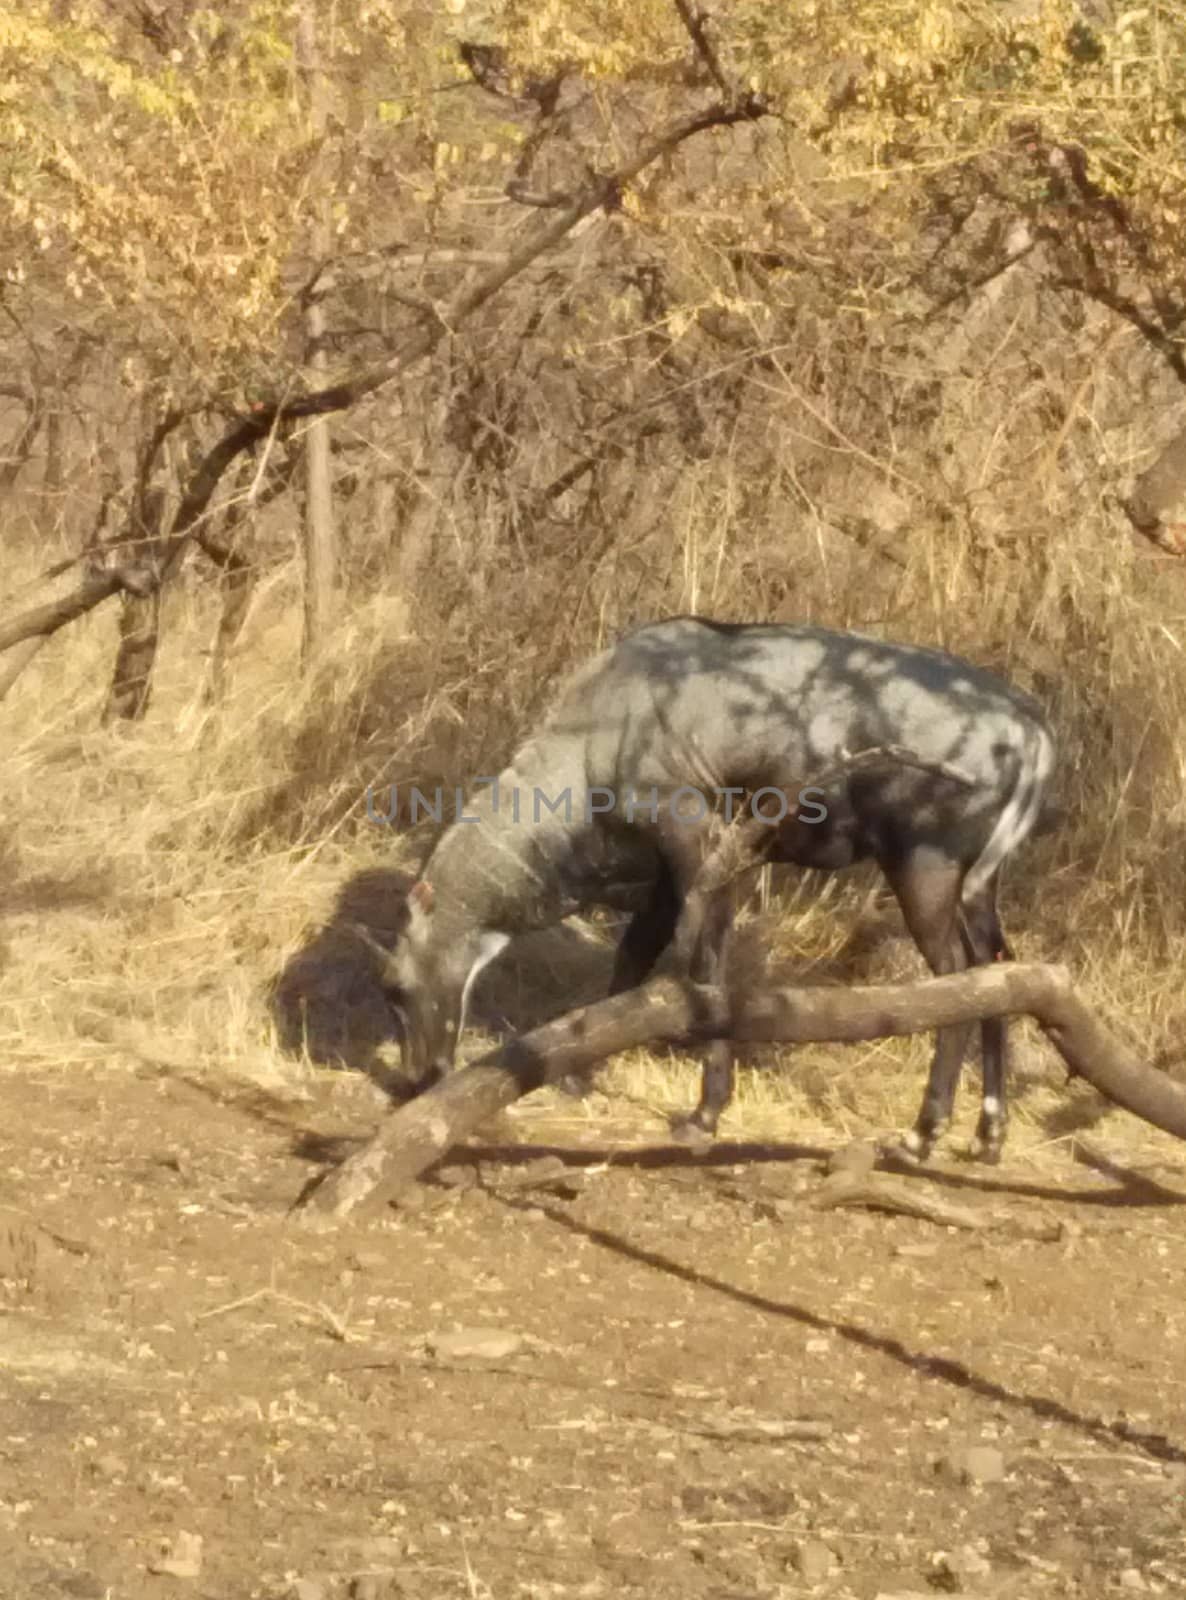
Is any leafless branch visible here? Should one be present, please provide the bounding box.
[0,384,44,490]
[921,239,1040,324]
[671,0,732,98]
[505,181,575,211]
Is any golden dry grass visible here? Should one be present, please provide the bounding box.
[4,499,1186,1180]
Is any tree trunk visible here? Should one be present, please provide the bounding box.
[397,393,460,598]
[370,470,398,574]
[43,340,94,541]
[101,486,167,724]
[295,961,1186,1225]
[202,535,257,704]
[197,452,295,701]
[296,3,336,665]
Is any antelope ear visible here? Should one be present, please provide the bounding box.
[412,876,438,915]
[409,879,435,914]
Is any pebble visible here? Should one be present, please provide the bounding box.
[795,1538,838,1581]
[939,1444,1006,1485]
[426,1326,526,1360]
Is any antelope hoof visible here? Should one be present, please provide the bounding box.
[883,1128,933,1168]
[669,1110,717,1149]
[967,1133,1004,1166]
[969,1106,1006,1164]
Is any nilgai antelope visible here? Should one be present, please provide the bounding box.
[364,617,1056,1164]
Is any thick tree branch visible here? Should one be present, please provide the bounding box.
[505,181,575,210]
[0,569,125,654]
[294,960,1186,1224]
[0,638,48,704]
[196,447,299,701]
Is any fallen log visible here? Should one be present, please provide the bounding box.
[293,960,1186,1226]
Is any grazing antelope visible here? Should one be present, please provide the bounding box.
[364,617,1056,1163]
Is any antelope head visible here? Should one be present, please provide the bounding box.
[352,879,509,1088]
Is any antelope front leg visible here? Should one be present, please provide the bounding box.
[880,850,973,1167]
[668,863,737,1147]
[892,1016,976,1164]
[962,884,1012,1165]
[555,871,682,1102]
[967,1014,1009,1164]
[671,1038,735,1144]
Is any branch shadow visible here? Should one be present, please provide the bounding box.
[494,1191,1186,1465]
[443,1138,1186,1208]
[280,1116,1186,1216]
[266,867,413,1083]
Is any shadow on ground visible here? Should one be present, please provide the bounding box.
[268,864,638,1088]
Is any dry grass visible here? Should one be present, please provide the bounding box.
[5,464,1186,1184]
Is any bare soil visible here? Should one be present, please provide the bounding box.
[2,1062,1185,1600]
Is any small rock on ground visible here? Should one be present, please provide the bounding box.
[147,1531,203,1580]
[424,1326,526,1360]
[938,1444,1006,1485]
[287,1581,329,1600]
[794,1538,838,1581]
[933,1543,993,1589]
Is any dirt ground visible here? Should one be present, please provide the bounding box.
[2,1059,1185,1600]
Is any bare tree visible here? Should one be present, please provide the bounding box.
[295,3,337,665]
[102,484,167,723]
